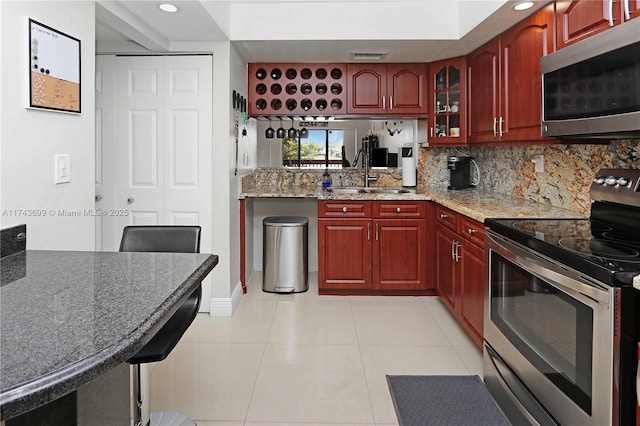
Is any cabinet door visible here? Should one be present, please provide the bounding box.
[556,0,619,49]
[458,238,484,349]
[435,224,457,312]
[625,0,640,21]
[386,64,427,115]
[373,219,427,290]
[318,219,372,289]
[428,57,466,146]
[500,5,555,142]
[347,64,386,114]
[467,38,500,144]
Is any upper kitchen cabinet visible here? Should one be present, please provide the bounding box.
[347,63,428,116]
[556,0,640,50]
[468,5,555,144]
[248,63,347,116]
[428,57,467,146]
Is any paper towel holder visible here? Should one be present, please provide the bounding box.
[401,147,416,187]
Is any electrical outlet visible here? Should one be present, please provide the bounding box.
[531,154,544,173]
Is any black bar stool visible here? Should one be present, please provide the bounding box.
[119,225,202,426]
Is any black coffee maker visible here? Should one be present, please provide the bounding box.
[447,156,473,190]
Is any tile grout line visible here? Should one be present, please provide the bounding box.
[242,282,280,426]
[349,297,379,425]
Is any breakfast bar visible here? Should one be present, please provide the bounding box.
[0,248,217,422]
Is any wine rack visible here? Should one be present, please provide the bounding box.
[248,63,347,116]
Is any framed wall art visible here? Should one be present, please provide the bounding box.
[28,19,81,113]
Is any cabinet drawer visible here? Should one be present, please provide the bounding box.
[459,216,485,247]
[434,205,458,231]
[318,200,371,218]
[373,201,427,218]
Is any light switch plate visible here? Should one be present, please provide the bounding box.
[55,154,71,184]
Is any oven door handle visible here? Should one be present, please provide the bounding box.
[485,344,558,426]
[487,231,611,305]
[637,343,640,407]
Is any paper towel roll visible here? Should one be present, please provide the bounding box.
[402,157,416,187]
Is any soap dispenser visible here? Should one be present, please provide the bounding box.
[322,169,332,189]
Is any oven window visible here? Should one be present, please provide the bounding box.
[490,252,593,414]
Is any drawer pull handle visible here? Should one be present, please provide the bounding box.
[440,213,448,219]
[467,228,476,234]
[396,207,401,213]
[342,207,347,213]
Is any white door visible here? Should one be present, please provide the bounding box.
[95,55,117,251]
[97,55,213,310]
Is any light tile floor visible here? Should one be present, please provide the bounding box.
[150,272,483,426]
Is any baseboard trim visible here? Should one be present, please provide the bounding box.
[208,281,243,317]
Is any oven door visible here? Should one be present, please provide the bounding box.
[484,231,614,426]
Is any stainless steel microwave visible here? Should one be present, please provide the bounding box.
[541,19,640,139]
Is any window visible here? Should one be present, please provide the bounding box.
[283,129,344,168]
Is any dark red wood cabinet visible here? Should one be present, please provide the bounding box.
[347,63,427,116]
[434,205,485,349]
[248,63,347,116]
[318,200,430,294]
[467,5,555,144]
[556,0,640,50]
[428,57,467,146]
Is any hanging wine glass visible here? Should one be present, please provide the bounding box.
[265,118,275,138]
[276,117,286,139]
[287,117,298,139]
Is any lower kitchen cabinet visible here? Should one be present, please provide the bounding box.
[318,218,372,289]
[318,200,431,294]
[435,224,457,310]
[458,235,484,348]
[434,205,485,349]
[374,219,427,290]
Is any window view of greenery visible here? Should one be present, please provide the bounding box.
[283,129,344,168]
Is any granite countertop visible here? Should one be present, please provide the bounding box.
[0,250,217,421]
[239,185,585,221]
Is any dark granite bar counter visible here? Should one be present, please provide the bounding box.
[0,250,217,421]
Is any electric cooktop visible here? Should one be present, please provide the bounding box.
[485,168,640,287]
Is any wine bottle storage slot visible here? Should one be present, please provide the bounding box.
[249,63,347,115]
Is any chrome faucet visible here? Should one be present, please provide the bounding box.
[352,138,378,188]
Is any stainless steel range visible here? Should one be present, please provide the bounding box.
[484,168,640,426]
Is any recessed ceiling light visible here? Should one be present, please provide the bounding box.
[513,1,534,11]
[158,3,179,13]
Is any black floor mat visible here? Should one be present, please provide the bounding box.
[387,375,510,426]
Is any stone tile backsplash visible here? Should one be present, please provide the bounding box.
[419,140,640,214]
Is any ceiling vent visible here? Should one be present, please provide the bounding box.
[350,50,390,61]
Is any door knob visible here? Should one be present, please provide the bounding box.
[95,195,103,202]
[127,197,135,204]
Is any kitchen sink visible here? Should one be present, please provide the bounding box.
[366,188,412,194]
[326,187,412,194]
[326,187,367,194]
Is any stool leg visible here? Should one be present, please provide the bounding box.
[132,363,150,426]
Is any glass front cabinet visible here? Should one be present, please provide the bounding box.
[428,57,467,146]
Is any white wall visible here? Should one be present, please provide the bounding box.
[1,1,95,251]
[226,43,248,301]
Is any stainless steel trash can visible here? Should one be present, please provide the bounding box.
[263,216,308,293]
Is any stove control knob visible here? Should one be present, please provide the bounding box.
[605,176,618,186]
[594,176,605,185]
[616,177,629,186]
